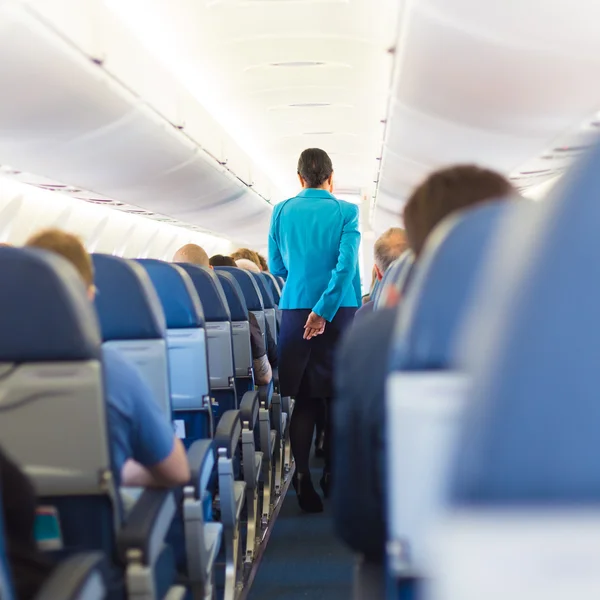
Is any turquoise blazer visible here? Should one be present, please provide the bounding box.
[268,188,362,322]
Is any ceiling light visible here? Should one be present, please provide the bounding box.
[270,61,325,68]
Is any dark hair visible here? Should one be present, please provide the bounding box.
[209,254,236,267]
[297,148,333,188]
[403,165,512,257]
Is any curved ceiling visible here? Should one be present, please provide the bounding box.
[375,0,600,233]
[104,0,400,200]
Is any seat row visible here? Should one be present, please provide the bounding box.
[338,137,600,599]
[0,249,290,600]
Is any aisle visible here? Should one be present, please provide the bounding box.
[246,456,354,600]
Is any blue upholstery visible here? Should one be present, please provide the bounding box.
[0,247,101,362]
[216,272,249,322]
[450,140,600,506]
[136,259,204,328]
[215,267,263,311]
[390,201,512,371]
[262,272,281,305]
[0,489,15,600]
[250,272,275,309]
[92,254,166,341]
[177,264,231,322]
[373,250,414,309]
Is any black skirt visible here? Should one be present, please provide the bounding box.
[277,307,357,398]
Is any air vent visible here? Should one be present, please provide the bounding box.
[553,145,591,153]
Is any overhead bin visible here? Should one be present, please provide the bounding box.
[0,2,272,246]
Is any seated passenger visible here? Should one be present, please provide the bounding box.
[209,254,236,267]
[333,165,512,561]
[25,229,190,488]
[235,257,261,273]
[0,446,54,600]
[354,228,407,324]
[231,248,262,270]
[173,243,210,267]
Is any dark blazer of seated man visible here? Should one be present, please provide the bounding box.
[354,228,407,326]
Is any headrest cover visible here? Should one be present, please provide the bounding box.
[216,272,249,321]
[0,248,101,361]
[450,141,600,506]
[391,201,512,371]
[251,272,275,308]
[215,266,264,311]
[177,264,231,323]
[93,254,166,341]
[136,260,204,328]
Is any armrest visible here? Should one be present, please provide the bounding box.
[117,489,176,565]
[35,552,106,600]
[272,367,280,392]
[187,439,215,499]
[240,390,259,429]
[258,381,274,409]
[215,410,242,458]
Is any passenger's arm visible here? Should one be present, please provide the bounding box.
[313,204,361,322]
[253,354,273,386]
[268,207,288,278]
[121,438,190,488]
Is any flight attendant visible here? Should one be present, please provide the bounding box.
[268,148,361,513]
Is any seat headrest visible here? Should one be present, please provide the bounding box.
[262,272,281,304]
[0,247,101,361]
[250,272,275,308]
[373,250,414,308]
[177,264,231,322]
[92,254,166,341]
[391,201,513,371]
[216,272,249,321]
[215,267,264,311]
[136,259,204,329]
[449,141,600,507]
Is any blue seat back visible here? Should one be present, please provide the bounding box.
[275,276,285,289]
[136,260,211,439]
[0,489,15,600]
[385,202,513,582]
[262,272,281,305]
[374,250,414,309]
[93,254,171,419]
[177,265,237,411]
[216,272,253,388]
[216,266,267,347]
[250,272,277,340]
[0,248,121,588]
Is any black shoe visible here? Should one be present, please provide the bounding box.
[320,471,331,499]
[292,472,324,513]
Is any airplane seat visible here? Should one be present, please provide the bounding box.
[136,259,212,444]
[373,249,414,309]
[261,272,281,306]
[428,140,600,600]
[0,247,182,600]
[275,275,285,290]
[92,254,171,419]
[177,264,238,419]
[214,271,254,398]
[384,202,514,597]
[249,272,278,341]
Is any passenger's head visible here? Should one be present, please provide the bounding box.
[256,253,268,272]
[25,228,95,299]
[231,248,261,269]
[209,254,236,267]
[297,148,334,191]
[0,242,11,247]
[373,228,408,280]
[403,165,512,257]
[235,258,261,273]
[173,243,209,267]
